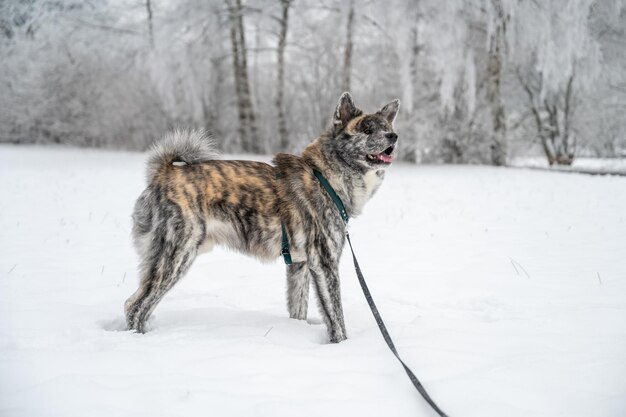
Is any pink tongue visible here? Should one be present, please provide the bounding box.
[377,153,394,163]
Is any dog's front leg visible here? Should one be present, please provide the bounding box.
[308,254,347,343]
[286,262,310,320]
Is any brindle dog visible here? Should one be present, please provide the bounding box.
[125,92,400,342]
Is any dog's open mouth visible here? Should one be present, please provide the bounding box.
[366,145,395,164]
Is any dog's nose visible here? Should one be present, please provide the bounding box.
[385,132,398,143]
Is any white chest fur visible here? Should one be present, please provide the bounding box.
[352,169,384,216]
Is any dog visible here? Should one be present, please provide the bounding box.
[124,92,400,343]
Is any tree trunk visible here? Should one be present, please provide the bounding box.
[276,0,291,151]
[225,0,260,153]
[207,56,225,136]
[226,0,247,149]
[235,0,260,153]
[342,0,355,93]
[145,0,154,49]
[562,72,575,163]
[408,0,421,114]
[487,0,506,166]
[518,69,575,166]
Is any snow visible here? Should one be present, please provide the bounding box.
[510,156,626,176]
[1,145,626,417]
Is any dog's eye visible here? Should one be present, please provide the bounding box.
[363,128,372,135]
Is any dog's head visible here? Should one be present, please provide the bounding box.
[328,92,400,171]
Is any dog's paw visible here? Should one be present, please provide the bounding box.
[328,333,347,344]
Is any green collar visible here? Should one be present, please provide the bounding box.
[280,168,350,265]
[312,169,349,224]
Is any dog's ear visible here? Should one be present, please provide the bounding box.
[334,92,361,127]
[379,99,400,125]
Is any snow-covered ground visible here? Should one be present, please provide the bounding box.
[1,145,625,417]
[510,156,626,175]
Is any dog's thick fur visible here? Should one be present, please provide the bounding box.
[125,93,400,342]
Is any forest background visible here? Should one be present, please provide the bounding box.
[1,0,625,166]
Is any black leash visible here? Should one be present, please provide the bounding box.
[345,231,449,417]
[311,168,450,417]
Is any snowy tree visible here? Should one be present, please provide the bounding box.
[225,0,261,153]
[0,0,169,148]
[508,0,603,165]
[275,0,292,151]
[485,0,510,166]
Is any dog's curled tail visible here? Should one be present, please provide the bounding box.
[146,129,218,181]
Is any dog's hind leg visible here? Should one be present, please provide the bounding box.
[308,254,347,343]
[286,262,310,320]
[125,220,201,333]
